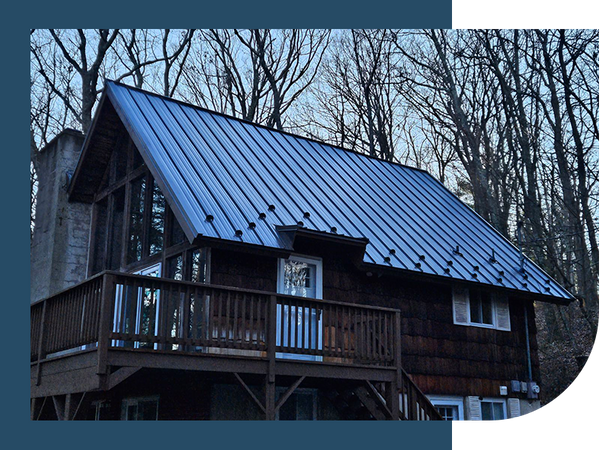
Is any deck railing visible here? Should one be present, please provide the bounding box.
[31,271,400,367]
[31,271,442,420]
[399,369,441,421]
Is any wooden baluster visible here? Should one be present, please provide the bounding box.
[241,292,247,347]
[182,284,191,349]
[233,291,240,348]
[225,291,231,347]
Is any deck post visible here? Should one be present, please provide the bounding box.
[392,311,402,420]
[386,380,400,420]
[97,273,115,389]
[35,300,48,386]
[30,398,39,421]
[265,295,277,420]
[53,393,78,421]
[394,311,402,386]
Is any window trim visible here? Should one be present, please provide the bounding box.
[120,395,160,421]
[275,388,318,420]
[480,398,507,421]
[428,396,464,421]
[90,399,111,420]
[452,286,511,331]
[277,254,323,300]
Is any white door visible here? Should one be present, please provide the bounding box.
[276,256,323,361]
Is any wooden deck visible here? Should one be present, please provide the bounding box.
[30,271,441,420]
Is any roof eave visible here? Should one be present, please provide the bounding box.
[360,261,574,305]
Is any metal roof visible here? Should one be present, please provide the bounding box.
[103,80,573,302]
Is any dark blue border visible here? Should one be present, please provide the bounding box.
[8,2,451,449]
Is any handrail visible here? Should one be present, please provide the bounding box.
[31,272,401,368]
[107,270,401,313]
[399,369,443,420]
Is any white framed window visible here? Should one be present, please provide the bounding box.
[452,286,510,331]
[428,396,464,421]
[277,255,323,299]
[465,396,508,420]
[480,398,507,420]
[121,395,159,420]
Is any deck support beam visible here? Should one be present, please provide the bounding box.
[274,376,306,413]
[233,373,266,415]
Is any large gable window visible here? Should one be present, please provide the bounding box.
[127,176,165,264]
[89,139,195,276]
[452,286,510,331]
[127,175,146,263]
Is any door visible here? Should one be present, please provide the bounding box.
[113,263,162,348]
[276,256,323,361]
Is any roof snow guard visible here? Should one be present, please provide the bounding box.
[97,80,572,303]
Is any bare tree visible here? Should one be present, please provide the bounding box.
[182,29,330,129]
[304,30,401,161]
[392,30,516,234]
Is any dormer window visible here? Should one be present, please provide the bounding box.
[452,286,510,331]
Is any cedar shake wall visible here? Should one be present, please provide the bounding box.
[209,242,540,398]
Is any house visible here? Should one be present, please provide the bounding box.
[30,80,573,421]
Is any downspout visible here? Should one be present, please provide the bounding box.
[524,302,533,381]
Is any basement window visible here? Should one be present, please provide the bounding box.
[428,396,464,421]
[121,396,159,421]
[276,389,318,420]
[89,400,112,420]
[481,399,506,420]
[452,287,510,331]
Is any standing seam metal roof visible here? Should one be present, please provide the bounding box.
[104,80,573,302]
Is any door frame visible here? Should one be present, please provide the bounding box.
[276,254,323,361]
[112,262,162,348]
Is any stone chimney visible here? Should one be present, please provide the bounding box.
[30,129,91,303]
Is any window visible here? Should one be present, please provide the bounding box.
[92,198,108,274]
[469,290,493,325]
[108,187,125,270]
[89,400,111,420]
[127,175,146,264]
[277,389,318,420]
[148,179,165,255]
[165,248,209,284]
[452,287,510,331]
[481,399,506,420]
[90,140,193,276]
[278,255,323,299]
[428,396,464,421]
[121,396,159,420]
[167,207,186,247]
